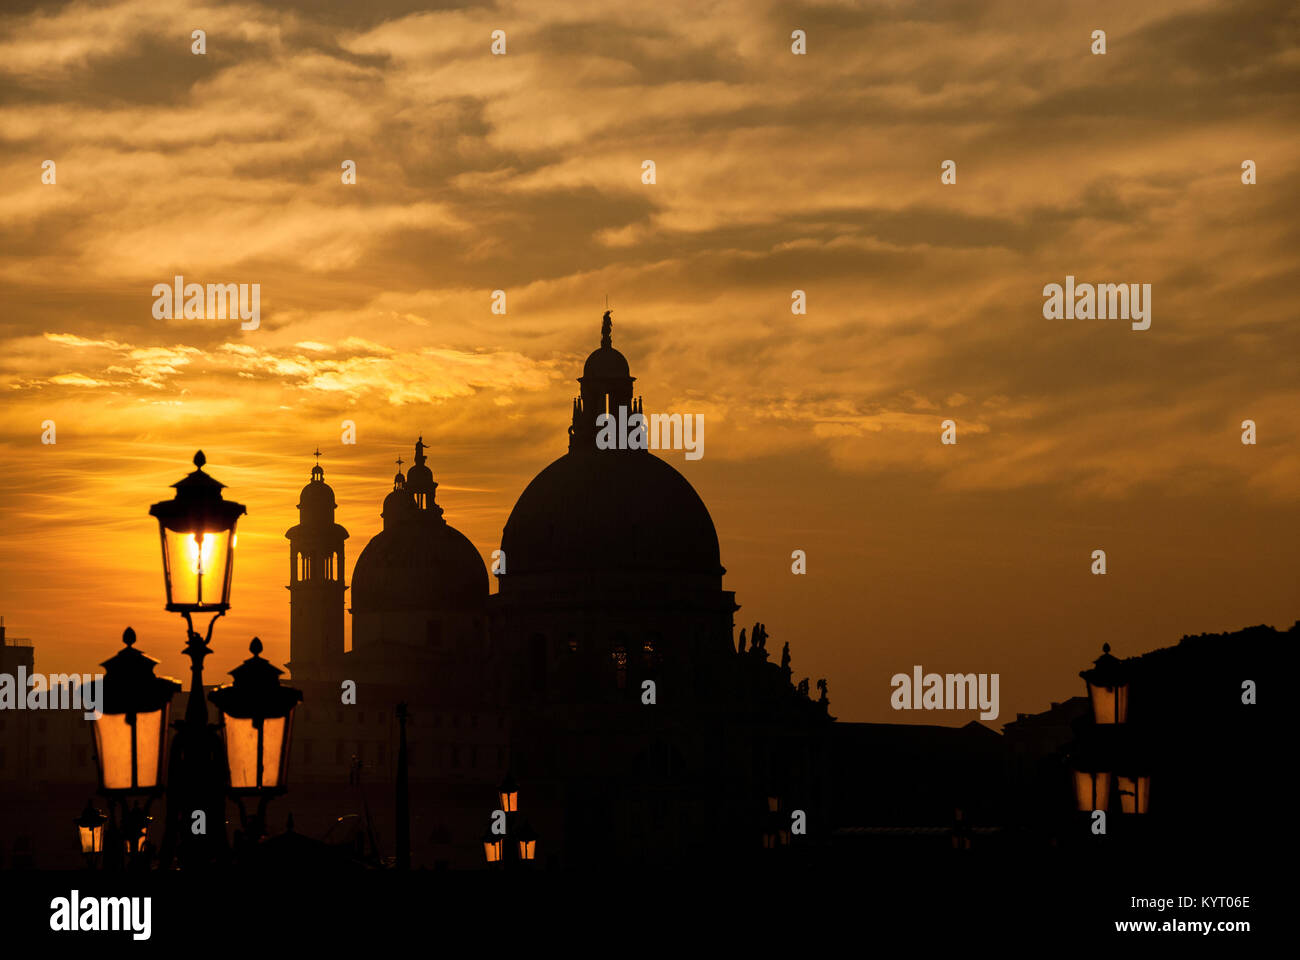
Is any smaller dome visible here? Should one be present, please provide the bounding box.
[299,480,334,508]
[382,471,414,528]
[582,346,630,379]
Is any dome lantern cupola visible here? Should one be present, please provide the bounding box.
[297,448,338,523]
[404,436,445,521]
[570,310,642,451]
[381,458,415,530]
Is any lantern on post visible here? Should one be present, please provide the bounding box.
[1079,643,1129,724]
[74,801,107,858]
[482,828,503,864]
[498,772,519,813]
[209,638,302,795]
[1116,737,1152,815]
[516,820,539,862]
[148,451,246,615]
[93,628,181,794]
[1067,737,1111,812]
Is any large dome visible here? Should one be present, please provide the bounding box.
[502,449,721,577]
[352,522,487,612]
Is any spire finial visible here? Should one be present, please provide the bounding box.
[313,447,322,465]
[193,450,206,469]
[396,456,404,471]
[600,309,612,349]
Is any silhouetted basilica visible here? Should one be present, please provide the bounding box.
[282,313,833,868]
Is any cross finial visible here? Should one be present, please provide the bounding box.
[395,456,404,471]
[313,447,322,465]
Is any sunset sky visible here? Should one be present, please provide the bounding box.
[1,0,1296,724]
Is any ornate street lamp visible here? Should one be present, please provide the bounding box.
[515,820,538,862]
[74,801,107,861]
[1080,643,1129,724]
[149,450,245,615]
[147,451,247,869]
[499,773,519,813]
[482,828,503,864]
[93,628,181,795]
[209,637,302,842]
[210,638,302,796]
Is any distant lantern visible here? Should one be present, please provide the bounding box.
[482,829,503,864]
[149,451,247,614]
[1116,740,1152,814]
[93,628,181,794]
[209,638,302,794]
[1079,643,1129,724]
[1117,775,1151,814]
[1073,769,1112,812]
[499,773,519,813]
[74,801,107,856]
[516,820,539,861]
[767,796,781,814]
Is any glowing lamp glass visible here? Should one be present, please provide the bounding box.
[1118,775,1151,814]
[1073,769,1111,812]
[93,707,168,792]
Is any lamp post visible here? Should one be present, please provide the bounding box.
[209,637,302,846]
[1068,644,1152,841]
[89,451,302,870]
[148,451,245,868]
[482,776,537,868]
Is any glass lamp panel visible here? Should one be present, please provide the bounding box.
[93,714,134,791]
[484,840,502,863]
[134,708,165,789]
[500,791,518,813]
[258,716,288,789]
[1119,775,1151,814]
[224,715,262,790]
[519,839,536,860]
[162,527,234,609]
[1073,770,1111,811]
[1088,683,1128,724]
[94,708,165,791]
[79,825,103,855]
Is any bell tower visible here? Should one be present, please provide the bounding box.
[286,451,349,679]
